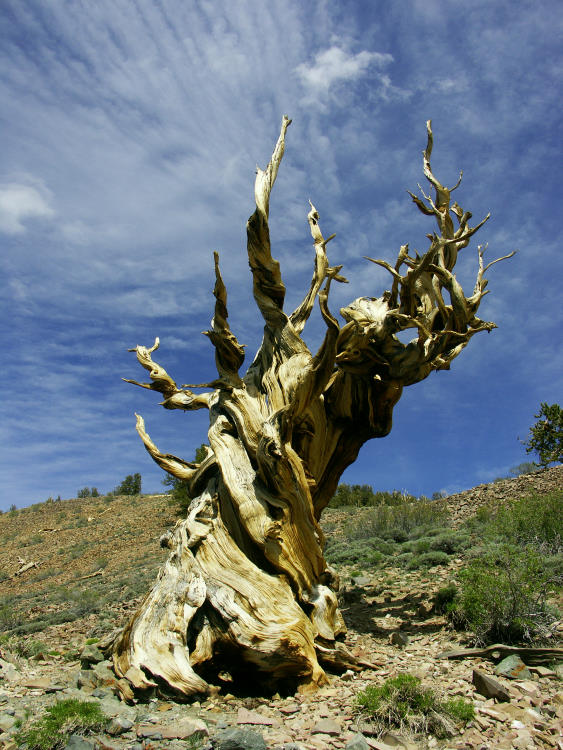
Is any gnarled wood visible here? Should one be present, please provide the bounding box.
[112,117,512,696]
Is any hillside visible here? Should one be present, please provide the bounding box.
[0,466,561,750]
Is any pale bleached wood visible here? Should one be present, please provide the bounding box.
[111,118,512,696]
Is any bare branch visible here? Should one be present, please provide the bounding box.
[203,251,245,387]
[246,116,293,333]
[290,201,346,334]
[134,413,198,481]
[125,338,211,410]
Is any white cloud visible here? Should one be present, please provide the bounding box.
[295,46,393,105]
[0,180,54,234]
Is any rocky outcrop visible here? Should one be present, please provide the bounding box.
[445,464,562,526]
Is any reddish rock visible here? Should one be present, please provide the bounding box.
[311,717,341,735]
[237,707,278,726]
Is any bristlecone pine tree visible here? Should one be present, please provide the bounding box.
[107,118,513,696]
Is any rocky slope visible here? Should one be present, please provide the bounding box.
[0,468,561,750]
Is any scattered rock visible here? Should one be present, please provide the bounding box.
[511,728,535,749]
[106,716,134,736]
[0,714,16,732]
[160,718,209,740]
[279,704,300,714]
[214,727,267,749]
[352,576,371,586]
[345,733,371,750]
[0,660,19,683]
[79,644,104,668]
[92,661,116,687]
[494,655,532,680]
[64,736,96,750]
[76,671,97,690]
[136,723,163,739]
[389,631,409,647]
[311,717,341,735]
[236,707,278,725]
[472,669,511,702]
[22,677,65,691]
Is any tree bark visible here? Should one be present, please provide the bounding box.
[109,117,513,696]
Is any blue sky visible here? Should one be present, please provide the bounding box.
[1,0,561,511]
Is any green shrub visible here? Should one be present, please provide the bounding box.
[449,545,559,644]
[406,550,450,570]
[9,638,50,658]
[487,491,562,552]
[351,500,450,541]
[432,583,458,614]
[114,472,142,496]
[329,485,418,508]
[521,402,562,467]
[15,699,106,750]
[428,530,471,554]
[356,673,473,738]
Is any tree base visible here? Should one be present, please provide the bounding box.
[107,480,355,697]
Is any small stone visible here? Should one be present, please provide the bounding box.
[136,723,163,739]
[107,716,134,736]
[79,644,104,667]
[311,718,341,735]
[160,718,209,740]
[389,631,409,647]
[352,576,371,586]
[530,665,555,678]
[0,714,16,732]
[237,707,278,725]
[22,677,65,692]
[341,669,355,681]
[214,727,267,749]
[91,687,111,698]
[511,728,535,749]
[514,680,540,697]
[0,660,20,683]
[64,735,96,750]
[92,660,117,687]
[472,669,510,702]
[494,655,532,680]
[345,733,370,750]
[76,671,97,690]
[95,739,122,750]
[279,704,300,714]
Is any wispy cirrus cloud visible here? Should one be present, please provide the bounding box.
[0,0,561,509]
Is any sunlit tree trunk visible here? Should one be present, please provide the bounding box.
[107,117,513,696]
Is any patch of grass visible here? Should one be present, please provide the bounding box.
[356,673,473,738]
[22,533,46,546]
[15,698,106,750]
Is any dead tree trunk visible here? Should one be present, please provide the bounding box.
[110,117,513,696]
